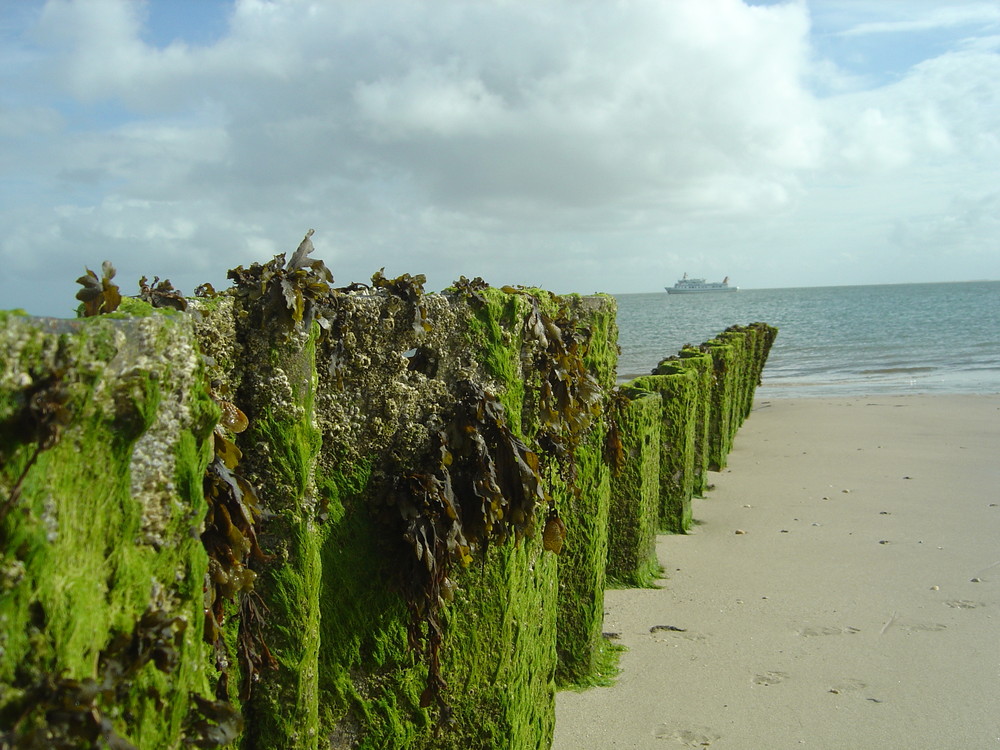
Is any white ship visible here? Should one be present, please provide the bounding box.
[665,273,738,294]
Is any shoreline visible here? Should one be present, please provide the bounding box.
[554,394,1000,749]
[614,372,1000,399]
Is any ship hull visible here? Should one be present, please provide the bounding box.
[665,286,738,294]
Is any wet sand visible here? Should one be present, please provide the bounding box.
[553,395,1000,749]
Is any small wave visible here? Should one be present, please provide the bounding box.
[857,366,937,375]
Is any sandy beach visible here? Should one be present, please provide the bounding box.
[553,395,1000,750]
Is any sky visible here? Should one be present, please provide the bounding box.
[1,0,998,316]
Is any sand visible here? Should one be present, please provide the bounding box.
[553,395,1000,750]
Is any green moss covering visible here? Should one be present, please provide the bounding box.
[573,294,619,391]
[460,288,531,433]
[436,535,559,749]
[0,313,215,748]
[315,466,559,749]
[716,330,750,435]
[666,349,714,497]
[113,297,158,317]
[606,391,662,587]
[560,637,626,691]
[460,289,620,689]
[554,426,611,685]
[457,288,621,692]
[316,463,431,749]
[626,371,696,533]
[236,323,325,749]
[704,325,775,470]
[704,337,737,471]
[743,323,779,417]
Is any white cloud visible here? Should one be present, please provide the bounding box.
[354,66,510,139]
[839,2,1000,35]
[0,104,63,139]
[891,190,1000,259]
[31,0,823,213]
[1,0,998,315]
[824,43,1000,171]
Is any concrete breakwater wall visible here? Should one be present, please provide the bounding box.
[0,257,775,749]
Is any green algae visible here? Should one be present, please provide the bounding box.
[554,426,611,686]
[560,636,626,691]
[0,313,216,747]
[665,349,714,497]
[459,288,620,690]
[627,371,697,533]
[114,297,158,317]
[573,294,619,392]
[616,324,776,540]
[234,322,325,749]
[704,337,737,471]
[310,285,586,744]
[317,487,430,748]
[436,535,559,749]
[606,391,662,588]
[316,466,560,749]
[743,323,779,415]
[316,462,430,749]
[323,285,564,745]
[704,324,777,470]
[458,287,530,434]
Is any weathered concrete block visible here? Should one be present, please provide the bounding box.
[267,285,617,746]
[706,323,778,470]
[705,336,739,471]
[553,426,611,686]
[626,371,697,533]
[665,348,714,498]
[606,390,662,587]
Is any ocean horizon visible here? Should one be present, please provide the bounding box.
[613,280,1000,398]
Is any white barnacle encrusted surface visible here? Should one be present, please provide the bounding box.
[313,291,474,468]
[0,315,59,393]
[126,314,202,548]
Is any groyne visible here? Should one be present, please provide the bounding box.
[0,248,776,748]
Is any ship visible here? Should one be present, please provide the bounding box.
[665,273,738,294]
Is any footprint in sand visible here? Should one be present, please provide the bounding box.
[899,622,948,633]
[796,625,861,637]
[650,626,708,642]
[654,725,722,746]
[752,670,789,686]
[828,678,868,694]
[945,599,982,609]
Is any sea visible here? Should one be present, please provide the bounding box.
[613,281,1000,398]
